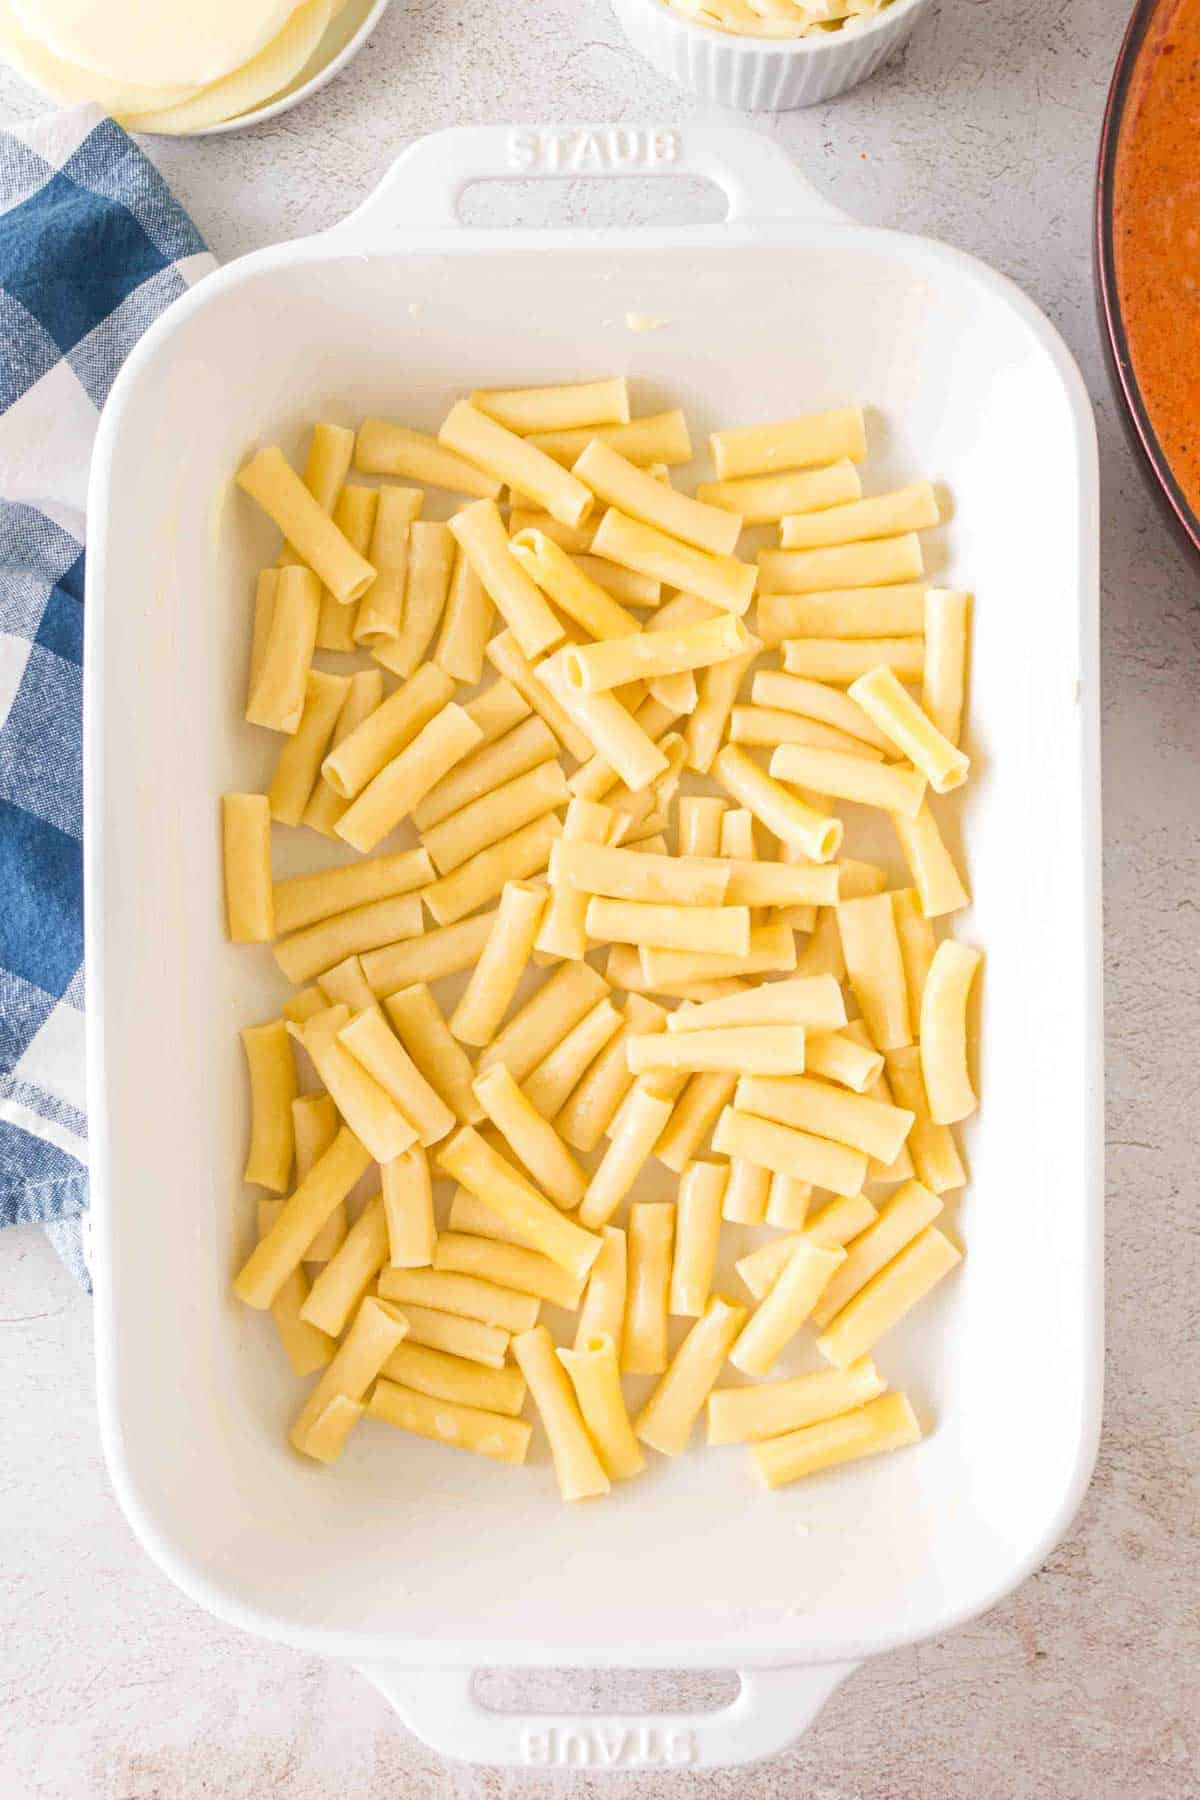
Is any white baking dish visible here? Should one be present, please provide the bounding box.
[86,124,1103,1770]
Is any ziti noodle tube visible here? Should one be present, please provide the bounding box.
[237,445,376,603]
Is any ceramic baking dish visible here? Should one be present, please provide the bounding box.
[86,124,1103,1770]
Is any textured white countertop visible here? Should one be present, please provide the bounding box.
[2,1,1199,1793]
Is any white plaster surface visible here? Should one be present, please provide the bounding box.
[1,0,1199,1792]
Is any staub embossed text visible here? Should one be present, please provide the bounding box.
[521,1725,698,1767]
[505,128,683,173]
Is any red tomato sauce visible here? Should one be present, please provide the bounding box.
[1113,0,1200,514]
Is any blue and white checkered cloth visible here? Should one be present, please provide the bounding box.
[0,106,214,1284]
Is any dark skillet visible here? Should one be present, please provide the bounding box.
[1096,0,1200,562]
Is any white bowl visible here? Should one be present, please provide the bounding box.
[610,0,929,110]
[159,0,391,137]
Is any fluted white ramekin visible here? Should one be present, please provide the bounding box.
[611,0,930,110]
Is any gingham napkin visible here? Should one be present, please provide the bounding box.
[0,106,214,1284]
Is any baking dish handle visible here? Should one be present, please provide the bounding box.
[335,123,849,234]
[355,1660,859,1769]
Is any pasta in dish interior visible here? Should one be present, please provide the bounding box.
[225,382,979,1498]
